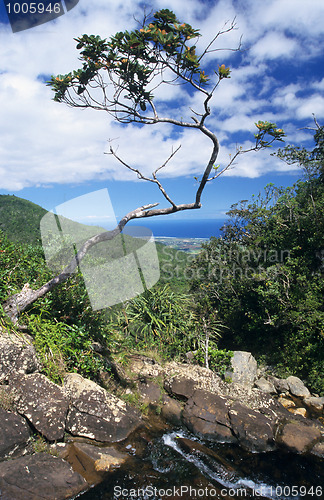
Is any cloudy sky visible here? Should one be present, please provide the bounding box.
[0,0,324,230]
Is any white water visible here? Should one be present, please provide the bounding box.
[162,431,297,499]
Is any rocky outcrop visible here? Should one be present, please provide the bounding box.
[164,375,197,400]
[226,351,258,388]
[113,352,324,455]
[59,441,129,486]
[182,389,235,443]
[160,394,183,425]
[304,396,324,414]
[64,373,142,442]
[268,375,290,394]
[228,402,275,452]
[10,373,69,441]
[1,333,323,499]
[277,419,323,454]
[286,375,311,398]
[137,380,162,408]
[164,360,229,396]
[254,377,277,394]
[0,407,31,460]
[0,335,144,499]
[0,329,40,383]
[0,453,87,499]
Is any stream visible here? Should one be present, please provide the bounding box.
[78,421,323,500]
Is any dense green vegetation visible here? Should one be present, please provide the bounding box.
[190,126,324,394]
[0,127,323,393]
[0,205,198,383]
[0,195,47,245]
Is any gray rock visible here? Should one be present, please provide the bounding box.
[0,329,40,383]
[0,452,87,499]
[10,373,69,441]
[227,351,258,388]
[138,381,162,407]
[286,376,311,398]
[61,441,128,486]
[277,421,322,454]
[0,407,31,460]
[164,376,197,400]
[310,441,324,458]
[254,377,277,394]
[268,376,289,394]
[304,396,324,413]
[161,395,183,426]
[64,373,142,442]
[228,402,276,452]
[163,361,228,397]
[182,389,235,443]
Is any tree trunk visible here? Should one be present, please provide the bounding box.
[2,201,200,324]
[203,317,210,370]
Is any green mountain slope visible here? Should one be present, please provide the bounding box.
[0,194,190,291]
[0,194,47,244]
[0,195,106,247]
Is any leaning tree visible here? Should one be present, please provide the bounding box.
[3,9,285,323]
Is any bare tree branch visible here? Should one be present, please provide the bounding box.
[2,10,285,324]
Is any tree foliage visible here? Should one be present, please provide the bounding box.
[49,9,204,114]
[111,284,197,358]
[189,125,324,394]
[2,10,286,324]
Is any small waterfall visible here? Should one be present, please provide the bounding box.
[78,426,323,500]
[162,431,301,499]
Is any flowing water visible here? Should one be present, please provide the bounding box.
[77,421,323,500]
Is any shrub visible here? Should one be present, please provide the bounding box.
[27,314,108,384]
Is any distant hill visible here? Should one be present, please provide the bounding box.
[0,195,109,247]
[0,194,47,245]
[0,194,191,289]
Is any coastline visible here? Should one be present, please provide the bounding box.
[154,236,210,253]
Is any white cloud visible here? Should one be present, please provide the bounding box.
[313,78,324,91]
[272,84,324,121]
[297,95,324,120]
[0,0,323,190]
[250,32,297,61]
[256,0,324,37]
[236,0,324,58]
[219,145,298,179]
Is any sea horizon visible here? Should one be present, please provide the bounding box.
[125,218,226,239]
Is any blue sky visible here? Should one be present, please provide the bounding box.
[0,0,324,228]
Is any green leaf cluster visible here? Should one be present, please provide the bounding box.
[48,9,207,110]
[188,127,324,394]
[194,348,233,377]
[254,121,286,148]
[27,314,108,384]
[218,64,231,80]
[112,284,197,358]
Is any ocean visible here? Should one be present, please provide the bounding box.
[126,218,226,239]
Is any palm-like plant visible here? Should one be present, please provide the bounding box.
[115,284,196,356]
